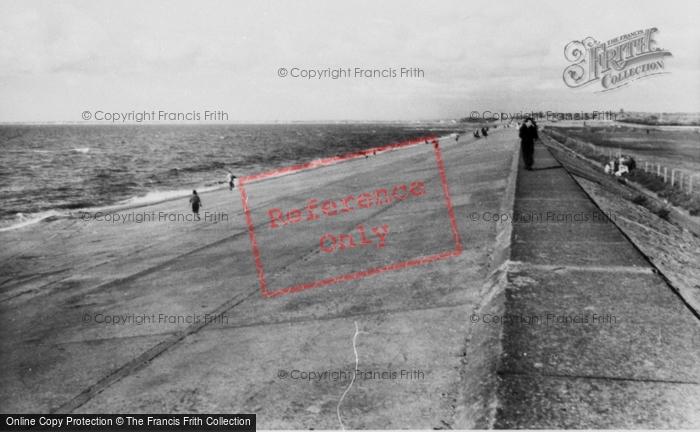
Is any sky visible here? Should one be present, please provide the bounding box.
[0,0,699,122]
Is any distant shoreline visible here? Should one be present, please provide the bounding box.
[2,112,699,127]
[1,120,459,126]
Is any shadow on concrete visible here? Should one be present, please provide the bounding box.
[529,166,564,171]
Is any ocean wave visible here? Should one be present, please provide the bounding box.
[0,185,225,232]
[28,148,91,154]
[117,186,221,206]
[0,210,65,232]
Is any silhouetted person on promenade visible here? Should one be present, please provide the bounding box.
[225,171,236,190]
[189,190,202,221]
[519,117,539,171]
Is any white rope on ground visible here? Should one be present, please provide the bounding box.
[337,321,363,431]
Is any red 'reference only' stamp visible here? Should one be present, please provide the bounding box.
[238,136,461,298]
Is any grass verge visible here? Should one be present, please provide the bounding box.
[544,129,700,216]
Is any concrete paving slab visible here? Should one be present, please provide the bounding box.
[515,182,585,199]
[511,240,650,267]
[513,198,606,215]
[0,335,168,413]
[496,374,700,429]
[512,223,626,243]
[500,269,700,382]
[208,258,485,329]
[74,307,470,430]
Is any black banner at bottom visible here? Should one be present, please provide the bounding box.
[1,415,255,431]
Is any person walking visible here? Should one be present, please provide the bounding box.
[225,170,236,190]
[519,117,539,171]
[189,190,202,221]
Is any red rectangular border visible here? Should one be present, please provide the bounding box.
[238,136,461,298]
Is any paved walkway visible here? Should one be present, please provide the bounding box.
[496,142,700,428]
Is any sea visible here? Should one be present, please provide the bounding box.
[0,123,465,231]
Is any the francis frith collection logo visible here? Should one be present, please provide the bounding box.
[563,27,672,92]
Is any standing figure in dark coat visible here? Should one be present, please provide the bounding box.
[519,117,539,170]
[189,190,202,221]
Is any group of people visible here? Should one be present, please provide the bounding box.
[515,117,636,176]
[188,170,237,220]
[473,127,490,138]
[188,121,544,219]
[604,155,637,176]
[466,120,540,171]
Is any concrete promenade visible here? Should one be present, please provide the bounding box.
[2,128,699,428]
[496,143,700,428]
[0,129,518,429]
